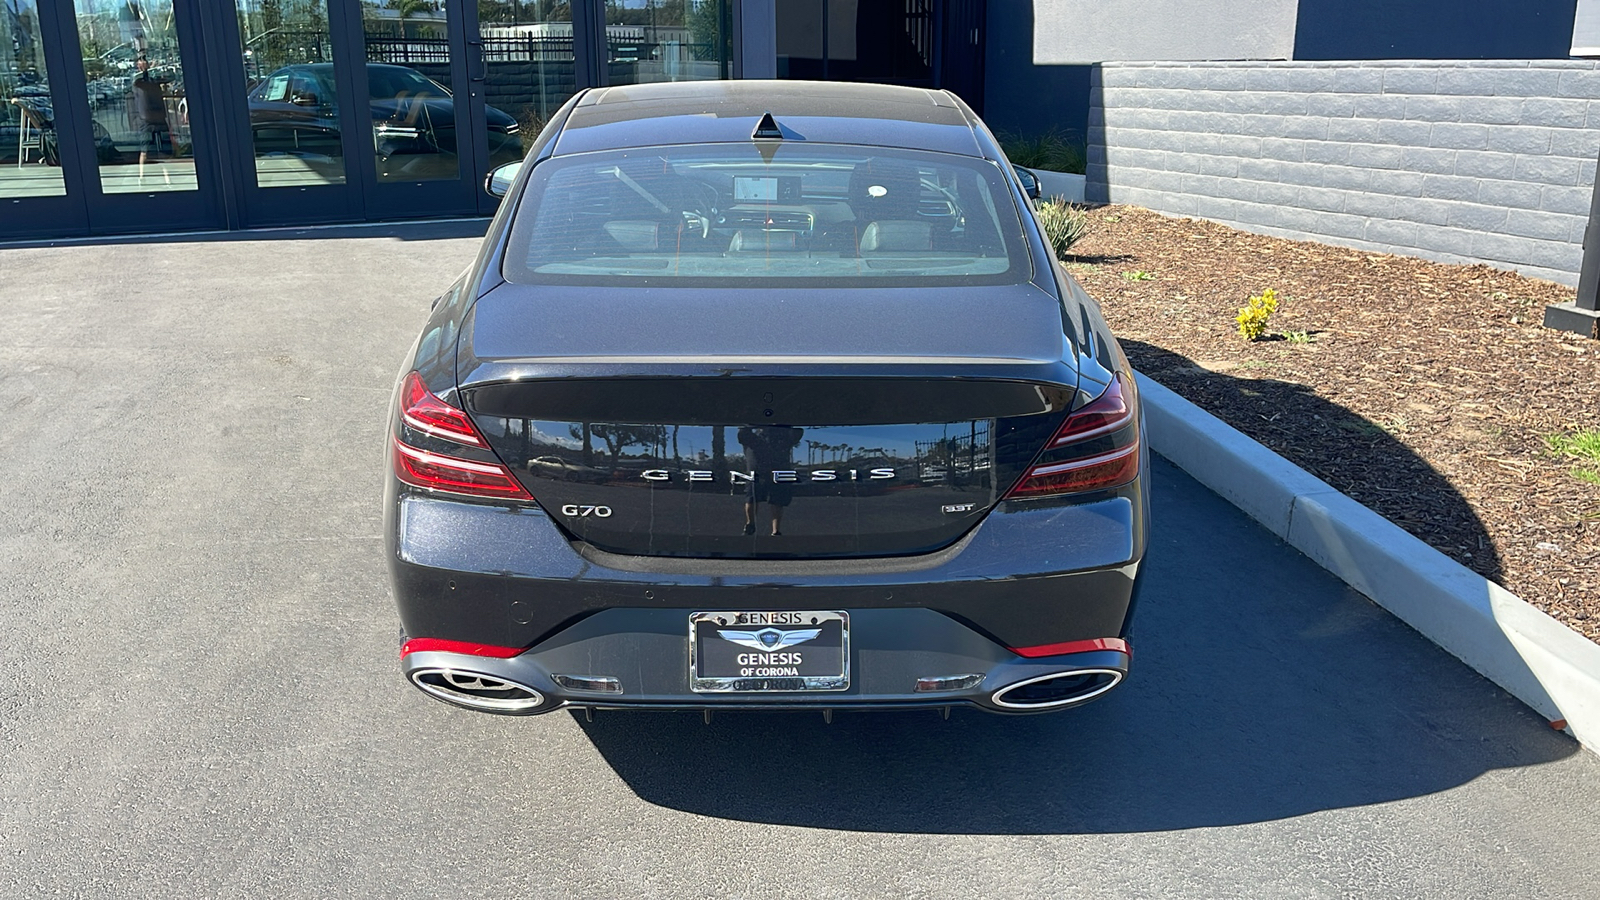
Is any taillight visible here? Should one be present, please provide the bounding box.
[1006,374,1140,499]
[393,373,532,501]
[392,439,533,499]
[401,371,485,447]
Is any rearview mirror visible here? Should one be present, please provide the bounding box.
[485,159,524,199]
[1013,165,1041,201]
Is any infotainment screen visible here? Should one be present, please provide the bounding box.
[734,175,801,202]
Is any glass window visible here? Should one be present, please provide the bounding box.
[777,0,934,87]
[0,0,66,197]
[478,1,576,165]
[362,1,458,183]
[74,0,197,194]
[236,0,344,188]
[503,143,1028,287]
[256,72,290,103]
[605,0,731,86]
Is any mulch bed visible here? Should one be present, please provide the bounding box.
[1066,205,1600,643]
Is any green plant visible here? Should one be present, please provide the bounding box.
[1284,329,1312,344]
[1035,198,1092,259]
[1236,287,1280,341]
[1546,428,1600,483]
[1546,429,1600,462]
[1122,270,1155,281]
[997,129,1086,174]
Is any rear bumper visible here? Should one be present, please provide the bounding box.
[400,607,1132,715]
[387,481,1147,653]
[387,474,1147,714]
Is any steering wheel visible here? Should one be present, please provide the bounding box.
[679,181,717,239]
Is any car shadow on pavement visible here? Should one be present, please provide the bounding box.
[575,453,1574,835]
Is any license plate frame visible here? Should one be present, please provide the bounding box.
[689,610,849,693]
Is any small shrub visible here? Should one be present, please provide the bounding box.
[516,107,549,151]
[1121,270,1155,281]
[998,129,1086,174]
[1236,287,1280,341]
[1035,198,1092,259]
[1284,329,1312,344]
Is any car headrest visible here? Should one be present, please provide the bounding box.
[728,229,798,252]
[847,160,923,220]
[859,220,933,253]
[603,220,661,252]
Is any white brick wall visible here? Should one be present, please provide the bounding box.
[1085,61,1600,285]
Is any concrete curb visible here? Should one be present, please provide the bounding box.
[1137,373,1600,751]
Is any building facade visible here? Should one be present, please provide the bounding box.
[0,0,985,242]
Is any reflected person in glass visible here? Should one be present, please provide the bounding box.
[129,55,171,184]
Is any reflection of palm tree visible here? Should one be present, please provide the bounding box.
[711,425,726,480]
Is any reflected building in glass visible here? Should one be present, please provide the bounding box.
[0,0,986,241]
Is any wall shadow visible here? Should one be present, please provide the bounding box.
[575,435,1569,834]
[1121,339,1503,582]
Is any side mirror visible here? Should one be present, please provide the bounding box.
[1013,165,1041,201]
[485,159,523,199]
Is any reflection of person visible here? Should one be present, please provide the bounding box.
[737,425,804,536]
[129,55,171,182]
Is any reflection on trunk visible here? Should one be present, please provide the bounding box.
[473,415,1006,558]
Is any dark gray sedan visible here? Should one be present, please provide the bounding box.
[384,80,1147,718]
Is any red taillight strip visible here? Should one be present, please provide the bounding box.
[392,438,534,499]
[1005,442,1140,498]
[401,372,486,448]
[402,409,487,447]
[1026,444,1139,478]
[1009,637,1130,659]
[401,638,526,658]
[1049,375,1134,448]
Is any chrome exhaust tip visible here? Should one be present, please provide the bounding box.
[409,666,546,713]
[991,668,1123,710]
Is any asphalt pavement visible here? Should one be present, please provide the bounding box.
[3,223,1600,899]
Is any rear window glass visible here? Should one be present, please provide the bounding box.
[501,143,1031,287]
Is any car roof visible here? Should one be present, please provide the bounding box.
[551,80,987,158]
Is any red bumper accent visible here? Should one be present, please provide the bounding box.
[1008,637,1130,659]
[400,638,526,659]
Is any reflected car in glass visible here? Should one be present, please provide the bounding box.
[385,80,1147,718]
[246,63,523,180]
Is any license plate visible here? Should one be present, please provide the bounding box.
[689,610,849,692]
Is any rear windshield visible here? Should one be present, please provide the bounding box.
[501,143,1031,287]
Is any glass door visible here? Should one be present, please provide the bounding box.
[2,0,87,240]
[603,0,732,86]
[2,0,66,197]
[470,0,584,214]
[219,0,364,226]
[59,0,222,232]
[355,0,477,218]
